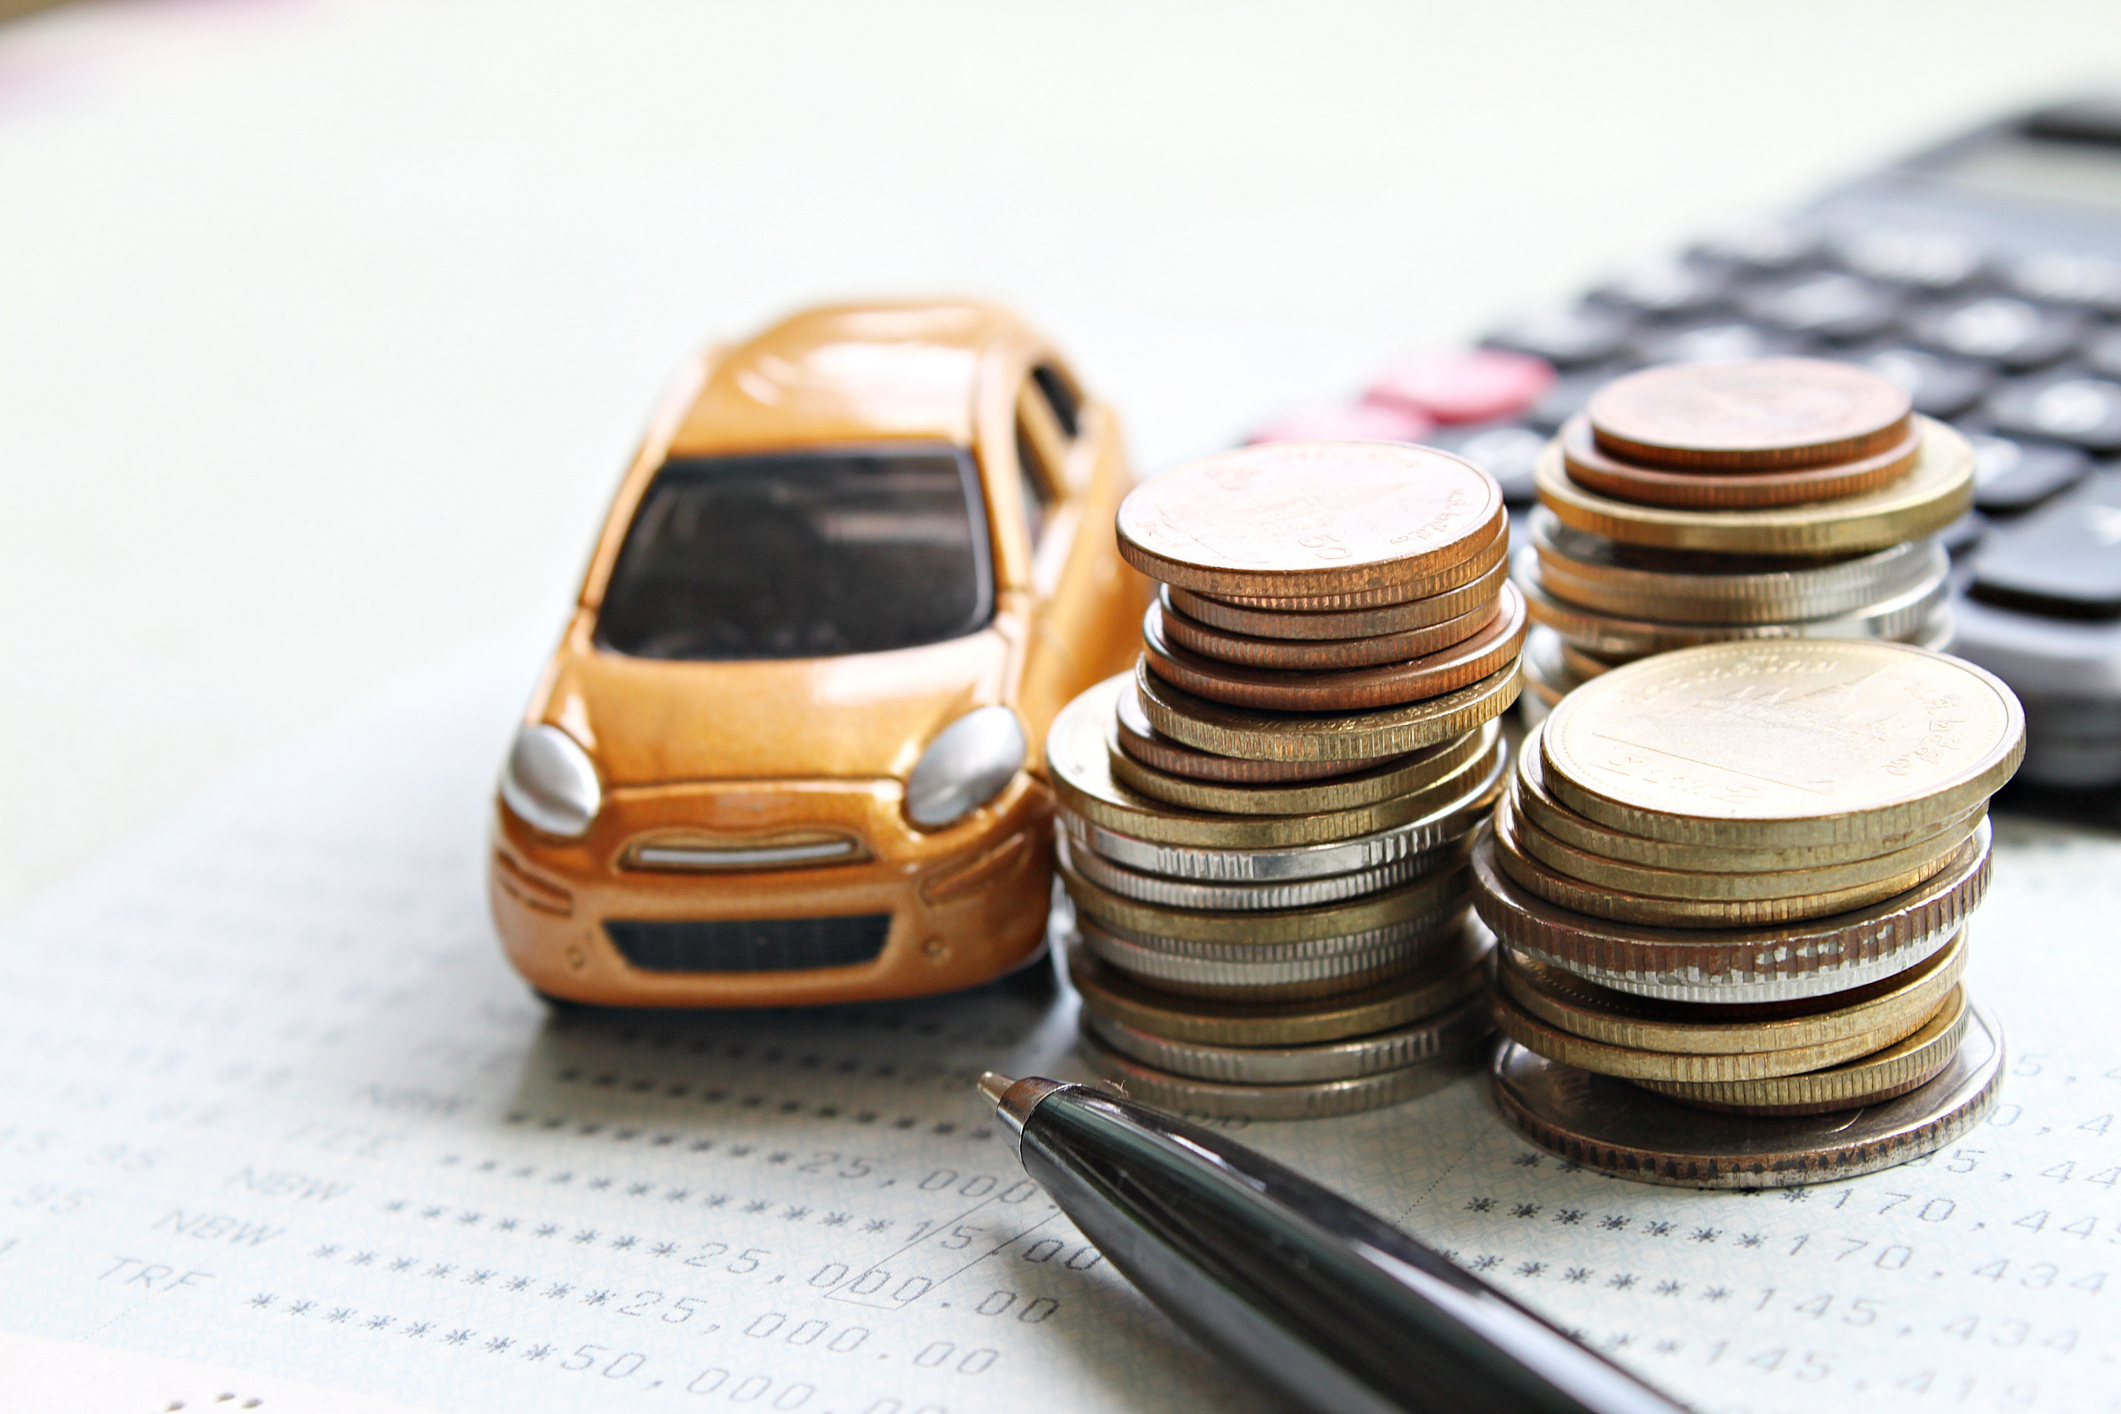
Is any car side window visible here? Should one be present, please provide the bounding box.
[1030,362,1082,439]
[1015,379,1064,548]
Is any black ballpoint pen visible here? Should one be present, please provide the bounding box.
[978,1072,1690,1414]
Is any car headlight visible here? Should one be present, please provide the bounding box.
[906,706,1027,829]
[499,724,602,838]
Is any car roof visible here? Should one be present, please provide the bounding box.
[666,300,1044,457]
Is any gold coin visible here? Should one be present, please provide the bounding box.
[1134,656,1522,763]
[1114,679,1391,782]
[1140,584,1528,712]
[1154,587,1501,670]
[1639,986,1971,1116]
[1203,520,1512,611]
[1511,727,1987,872]
[1167,554,1509,641]
[1492,798,1959,926]
[1051,677,1484,847]
[1065,924,1491,1046]
[1495,931,1966,1056]
[1503,762,1974,902]
[1556,640,1618,681]
[1116,441,1506,597]
[1062,857,1470,946]
[1109,716,1495,816]
[1488,999,2003,1189]
[1468,822,1990,1005]
[1586,358,1913,470]
[1487,977,1936,1083]
[1077,1028,1477,1120]
[1539,640,2026,848]
[1534,418,1972,555]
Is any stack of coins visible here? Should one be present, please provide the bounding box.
[1518,359,1974,721]
[1474,639,2025,1187]
[1045,440,1532,1119]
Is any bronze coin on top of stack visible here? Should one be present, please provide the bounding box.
[1048,441,1530,1119]
[1473,639,2025,1188]
[1517,358,1973,722]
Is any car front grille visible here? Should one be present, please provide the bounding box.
[605,914,893,973]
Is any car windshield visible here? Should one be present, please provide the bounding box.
[595,444,994,660]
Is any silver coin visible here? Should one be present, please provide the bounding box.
[1530,509,1945,626]
[1520,553,1950,658]
[1490,998,2003,1188]
[1057,741,1505,883]
[1058,832,1448,912]
[1077,913,1466,994]
[1470,824,1990,1004]
[1082,991,1493,1084]
[1078,1027,1483,1119]
[1909,607,1954,653]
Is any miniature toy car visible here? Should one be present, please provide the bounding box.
[490,300,1148,1006]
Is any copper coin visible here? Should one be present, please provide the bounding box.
[1112,680,1388,783]
[1488,998,2003,1188]
[1109,715,1495,817]
[1152,588,1501,670]
[1200,521,1511,612]
[1141,582,1528,712]
[1167,554,1508,643]
[1561,413,1923,509]
[1587,359,1913,470]
[1134,657,1523,764]
[1115,441,1506,597]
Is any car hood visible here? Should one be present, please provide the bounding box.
[539,625,1018,787]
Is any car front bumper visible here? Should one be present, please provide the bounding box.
[489,773,1055,1007]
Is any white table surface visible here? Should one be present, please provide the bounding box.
[3,0,2119,911]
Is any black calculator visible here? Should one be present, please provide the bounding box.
[1376,97,2121,802]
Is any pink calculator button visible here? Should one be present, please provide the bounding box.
[1248,401,1433,445]
[1363,349,1556,424]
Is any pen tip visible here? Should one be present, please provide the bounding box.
[977,1071,1016,1107]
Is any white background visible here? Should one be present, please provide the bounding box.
[3,0,2119,911]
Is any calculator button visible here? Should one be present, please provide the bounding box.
[1953,593,2121,701]
[2082,327,2121,381]
[1741,273,1903,341]
[1482,305,1634,368]
[1363,349,1555,425]
[1688,217,1819,273]
[1584,259,1731,318]
[2007,250,2121,315]
[1832,228,1985,291]
[1904,296,2086,370]
[1969,469,2121,618]
[1986,375,2121,452]
[1421,422,1549,504]
[1629,321,1807,365]
[1247,401,1432,446]
[1849,345,1997,418]
[1966,433,2093,515]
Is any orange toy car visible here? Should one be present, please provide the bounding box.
[490,301,1148,1007]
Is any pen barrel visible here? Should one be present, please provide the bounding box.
[1019,1090,1686,1414]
